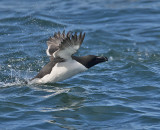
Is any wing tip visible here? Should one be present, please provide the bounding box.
[51,30,85,40]
[80,32,85,44]
[47,30,86,47]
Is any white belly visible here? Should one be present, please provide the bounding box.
[32,60,87,84]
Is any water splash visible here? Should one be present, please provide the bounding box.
[0,65,34,87]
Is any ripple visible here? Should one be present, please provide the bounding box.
[24,16,67,28]
[130,85,159,92]
[1,0,160,129]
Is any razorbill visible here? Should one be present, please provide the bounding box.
[31,31,108,84]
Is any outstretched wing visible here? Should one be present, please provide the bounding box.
[46,30,66,56]
[53,32,85,59]
[46,30,85,60]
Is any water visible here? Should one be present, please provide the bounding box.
[0,0,160,129]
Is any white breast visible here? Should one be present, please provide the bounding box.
[32,60,87,84]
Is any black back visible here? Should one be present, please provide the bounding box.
[72,55,107,68]
[32,57,64,79]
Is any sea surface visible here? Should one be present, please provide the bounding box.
[0,0,160,129]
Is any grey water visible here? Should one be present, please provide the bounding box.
[1,0,160,129]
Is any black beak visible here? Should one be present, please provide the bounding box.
[96,56,108,62]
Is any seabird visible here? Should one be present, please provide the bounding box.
[31,31,108,84]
